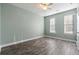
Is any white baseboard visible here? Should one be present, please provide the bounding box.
[1,35,77,48]
[44,35,76,43]
[1,36,43,48]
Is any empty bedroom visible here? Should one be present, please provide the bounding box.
[0,3,79,55]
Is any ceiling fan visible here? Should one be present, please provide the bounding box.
[39,3,53,10]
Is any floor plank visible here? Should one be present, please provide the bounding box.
[1,37,79,55]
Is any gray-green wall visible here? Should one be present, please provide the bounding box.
[1,4,44,45]
[44,8,77,40]
[0,4,1,46]
[1,3,77,46]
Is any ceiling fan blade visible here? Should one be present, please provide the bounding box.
[48,3,53,6]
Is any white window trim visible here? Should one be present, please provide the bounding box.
[64,31,73,34]
[64,14,73,34]
[50,18,56,33]
[50,30,56,33]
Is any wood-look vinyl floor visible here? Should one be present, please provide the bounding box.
[1,37,79,55]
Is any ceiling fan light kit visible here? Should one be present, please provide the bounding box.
[40,3,53,10]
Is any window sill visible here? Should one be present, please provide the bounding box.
[64,32,73,34]
[50,31,56,33]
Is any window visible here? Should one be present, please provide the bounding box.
[50,18,55,33]
[64,15,73,34]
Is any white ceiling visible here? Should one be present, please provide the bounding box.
[10,3,79,16]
